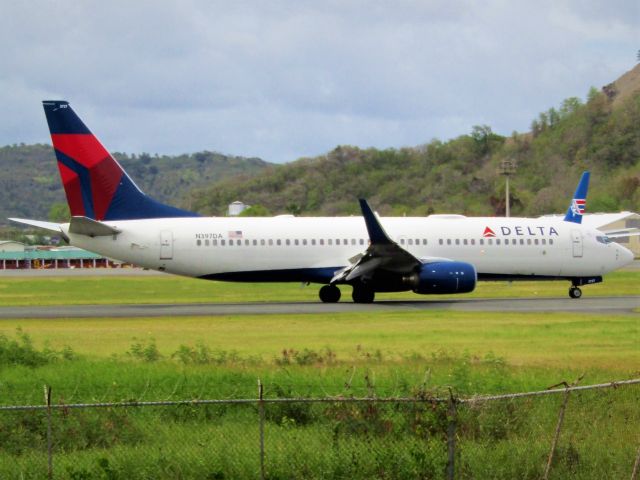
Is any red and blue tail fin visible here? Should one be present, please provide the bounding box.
[563,171,589,224]
[43,100,199,221]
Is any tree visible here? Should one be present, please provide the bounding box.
[238,205,271,217]
[48,202,70,222]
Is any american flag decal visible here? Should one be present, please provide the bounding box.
[571,199,586,216]
[228,230,243,239]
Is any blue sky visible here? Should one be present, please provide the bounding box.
[1,0,637,163]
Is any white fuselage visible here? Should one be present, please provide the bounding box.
[62,214,633,285]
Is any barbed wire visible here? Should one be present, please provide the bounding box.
[1,378,637,412]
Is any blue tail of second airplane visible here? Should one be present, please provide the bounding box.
[563,171,590,224]
[42,100,200,221]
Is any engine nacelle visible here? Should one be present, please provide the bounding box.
[406,261,477,294]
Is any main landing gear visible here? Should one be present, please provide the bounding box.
[352,285,375,303]
[318,284,376,303]
[319,284,341,303]
[569,286,582,299]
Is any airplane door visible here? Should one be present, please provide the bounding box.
[571,229,583,258]
[160,230,173,260]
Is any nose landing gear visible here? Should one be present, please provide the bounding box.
[568,286,582,299]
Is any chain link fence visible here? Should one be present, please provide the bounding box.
[0,379,638,479]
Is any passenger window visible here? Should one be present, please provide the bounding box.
[408,239,413,245]
[534,239,539,245]
[549,239,554,245]
[351,239,355,245]
[328,239,333,245]
[311,239,316,246]
[268,239,273,246]
[294,239,299,246]
[541,239,546,245]
[277,239,281,246]
[197,239,202,246]
[335,239,340,245]
[470,239,475,245]
[527,239,532,245]
[480,239,484,246]
[212,239,217,246]
[400,239,405,245]
[455,239,460,245]
[447,239,452,245]
[221,240,226,246]
[303,239,307,246]
[359,239,365,245]
[245,239,250,246]
[423,239,427,245]
[439,239,443,245]
[260,239,265,246]
[504,239,509,245]
[286,239,290,246]
[496,239,501,245]
[229,239,233,246]
[519,239,524,245]
[488,239,493,245]
[463,239,468,245]
[320,239,324,246]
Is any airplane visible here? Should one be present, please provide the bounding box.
[9,101,636,303]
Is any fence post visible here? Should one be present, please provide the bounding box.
[258,379,265,480]
[543,387,569,480]
[631,445,640,480]
[44,385,53,480]
[446,390,457,480]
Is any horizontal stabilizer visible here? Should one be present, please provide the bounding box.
[9,218,63,233]
[69,216,121,237]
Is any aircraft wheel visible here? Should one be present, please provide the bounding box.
[569,286,582,299]
[319,285,341,303]
[352,286,375,303]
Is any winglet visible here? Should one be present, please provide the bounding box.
[359,199,392,244]
[564,171,590,224]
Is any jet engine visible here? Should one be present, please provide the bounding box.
[405,261,477,294]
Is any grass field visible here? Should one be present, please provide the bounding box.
[0,270,638,305]
[0,273,637,478]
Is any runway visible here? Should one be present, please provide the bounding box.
[0,296,637,319]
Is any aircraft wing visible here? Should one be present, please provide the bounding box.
[331,200,421,284]
[601,228,640,239]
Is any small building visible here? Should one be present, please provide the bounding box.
[0,245,125,270]
[0,241,26,253]
[228,201,249,216]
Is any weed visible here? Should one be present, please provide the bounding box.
[127,338,162,362]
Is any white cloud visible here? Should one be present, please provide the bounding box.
[0,0,637,162]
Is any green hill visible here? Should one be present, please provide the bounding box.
[189,67,640,217]
[2,65,639,225]
[0,147,270,224]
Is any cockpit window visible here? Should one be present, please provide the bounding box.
[596,236,612,244]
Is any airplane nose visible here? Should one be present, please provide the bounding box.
[618,245,634,267]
